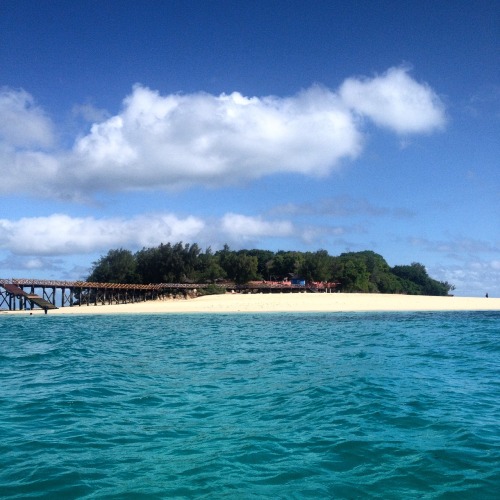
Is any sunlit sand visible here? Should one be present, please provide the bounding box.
[3,292,498,315]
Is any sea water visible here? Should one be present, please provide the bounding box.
[0,311,498,499]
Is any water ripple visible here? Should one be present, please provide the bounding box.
[0,311,498,498]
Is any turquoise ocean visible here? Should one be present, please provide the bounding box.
[0,311,498,499]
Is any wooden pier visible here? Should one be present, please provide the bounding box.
[0,279,180,312]
[0,278,338,312]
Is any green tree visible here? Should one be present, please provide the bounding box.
[135,242,200,283]
[270,251,304,279]
[216,244,233,275]
[331,254,371,292]
[391,262,453,296]
[376,273,405,294]
[223,253,259,284]
[195,247,226,282]
[85,242,453,294]
[298,249,332,282]
[246,249,275,280]
[87,249,139,283]
[355,251,398,292]
[135,246,161,283]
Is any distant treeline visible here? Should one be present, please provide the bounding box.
[87,242,454,296]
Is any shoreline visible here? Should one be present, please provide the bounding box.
[1,293,499,316]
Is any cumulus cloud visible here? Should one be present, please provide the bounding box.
[408,236,500,296]
[0,255,63,272]
[339,67,446,133]
[0,212,296,256]
[0,214,205,255]
[221,213,294,241]
[432,260,500,297]
[0,66,446,197]
[0,87,55,148]
[69,85,363,191]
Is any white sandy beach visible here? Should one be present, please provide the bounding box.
[2,292,499,315]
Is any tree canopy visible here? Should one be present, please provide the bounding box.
[87,243,455,296]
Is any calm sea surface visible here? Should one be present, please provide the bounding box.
[0,311,499,499]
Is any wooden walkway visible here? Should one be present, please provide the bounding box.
[1,283,58,313]
[0,278,338,312]
[0,279,182,312]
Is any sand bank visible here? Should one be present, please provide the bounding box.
[2,293,499,316]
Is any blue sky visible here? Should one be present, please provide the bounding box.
[0,0,498,296]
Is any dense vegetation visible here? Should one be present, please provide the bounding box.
[87,243,454,296]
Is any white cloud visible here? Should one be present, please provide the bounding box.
[0,254,64,274]
[70,84,363,191]
[24,258,47,270]
[408,236,500,296]
[72,103,110,123]
[339,67,446,133]
[0,66,446,197]
[0,87,55,148]
[0,212,297,256]
[0,214,205,255]
[0,147,61,196]
[220,213,294,241]
[432,260,500,297]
